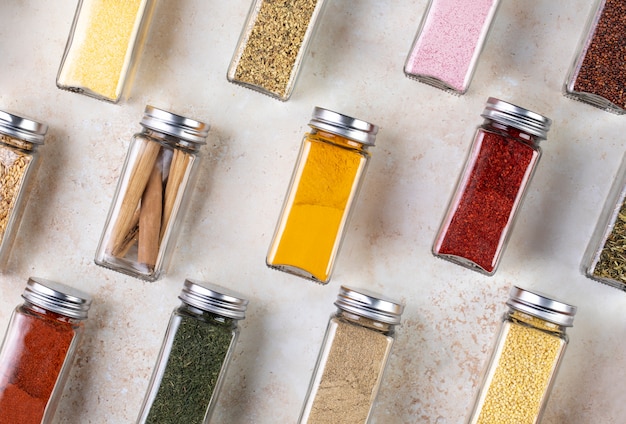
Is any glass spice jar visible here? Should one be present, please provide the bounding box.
[266,107,378,284]
[56,0,157,103]
[0,110,47,269]
[136,279,248,424]
[404,0,501,95]
[298,285,404,424]
[467,286,576,424]
[0,277,92,424]
[227,0,329,100]
[564,0,626,114]
[582,152,626,290]
[95,106,209,281]
[433,97,551,275]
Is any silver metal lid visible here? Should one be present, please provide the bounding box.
[335,285,404,325]
[22,277,92,320]
[507,286,577,327]
[309,107,378,146]
[140,105,210,145]
[481,97,552,140]
[0,109,48,144]
[179,279,248,320]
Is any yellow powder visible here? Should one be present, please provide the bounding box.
[267,136,366,282]
[472,317,565,424]
[57,0,148,102]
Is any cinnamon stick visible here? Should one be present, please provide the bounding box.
[160,149,191,242]
[138,164,163,267]
[108,139,161,256]
[111,207,140,257]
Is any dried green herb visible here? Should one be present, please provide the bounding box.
[591,199,626,285]
[145,312,234,424]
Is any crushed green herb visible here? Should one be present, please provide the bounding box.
[145,312,234,424]
[591,198,626,286]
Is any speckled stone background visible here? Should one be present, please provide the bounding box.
[1,1,625,423]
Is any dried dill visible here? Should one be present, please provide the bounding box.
[144,313,235,424]
[589,199,626,286]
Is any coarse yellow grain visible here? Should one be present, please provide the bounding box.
[267,134,366,282]
[0,146,30,242]
[473,314,565,424]
[57,0,146,101]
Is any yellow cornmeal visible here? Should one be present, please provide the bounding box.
[267,135,365,282]
[473,313,565,424]
[57,0,147,101]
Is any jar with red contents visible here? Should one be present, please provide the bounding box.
[0,277,92,424]
[433,97,551,275]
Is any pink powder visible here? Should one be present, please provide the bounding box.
[404,0,500,94]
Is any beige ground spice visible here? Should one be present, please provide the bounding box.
[305,318,392,424]
[231,0,320,99]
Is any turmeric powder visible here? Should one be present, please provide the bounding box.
[267,130,370,283]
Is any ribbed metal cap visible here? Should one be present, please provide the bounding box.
[309,107,378,146]
[481,97,552,140]
[22,277,92,320]
[507,286,577,327]
[140,106,210,145]
[0,109,48,144]
[335,286,404,325]
[179,279,248,320]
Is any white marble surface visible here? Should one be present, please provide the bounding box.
[1,1,626,423]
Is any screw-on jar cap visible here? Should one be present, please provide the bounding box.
[334,285,404,325]
[140,105,210,145]
[507,286,577,327]
[179,279,248,320]
[309,107,378,146]
[0,109,48,144]
[22,277,92,320]
[481,97,552,140]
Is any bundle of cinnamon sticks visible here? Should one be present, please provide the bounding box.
[107,138,191,269]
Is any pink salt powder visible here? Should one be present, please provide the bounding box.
[404,0,500,94]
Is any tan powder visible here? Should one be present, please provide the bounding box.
[305,318,392,423]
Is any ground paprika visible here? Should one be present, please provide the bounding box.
[0,277,91,424]
[433,98,551,275]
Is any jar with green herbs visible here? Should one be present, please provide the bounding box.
[136,279,249,424]
[582,152,626,290]
[227,0,329,100]
[0,110,47,269]
[467,286,576,424]
[298,285,404,424]
[94,106,209,281]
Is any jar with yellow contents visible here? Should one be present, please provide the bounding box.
[266,107,378,284]
[467,286,577,424]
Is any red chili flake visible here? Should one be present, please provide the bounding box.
[434,128,539,273]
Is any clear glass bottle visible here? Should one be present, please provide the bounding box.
[0,277,92,424]
[227,0,329,100]
[0,110,48,269]
[404,0,501,94]
[266,107,378,284]
[298,285,404,424]
[95,106,210,281]
[582,152,626,290]
[467,286,576,424]
[433,98,551,275]
[56,0,157,103]
[564,0,626,114]
[137,279,248,424]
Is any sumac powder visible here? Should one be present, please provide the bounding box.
[433,98,551,275]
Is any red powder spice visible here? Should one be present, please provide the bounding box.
[0,307,76,424]
[434,128,538,273]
